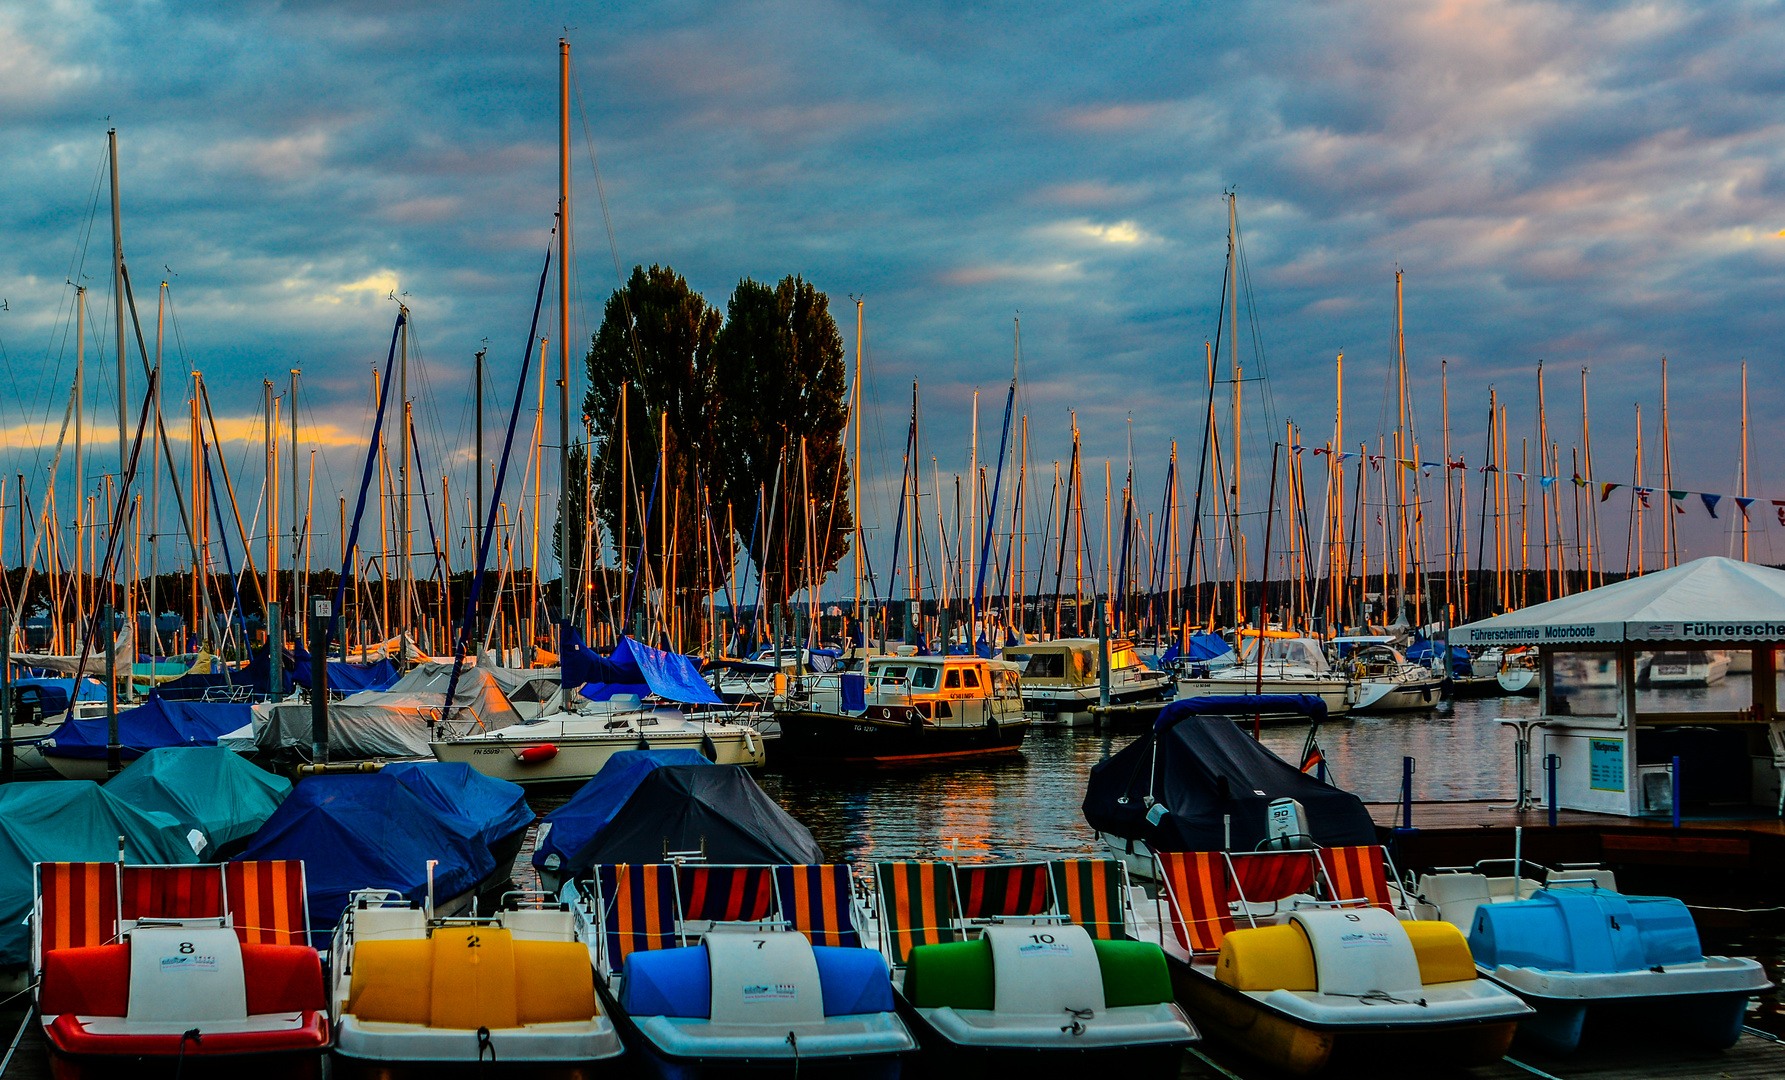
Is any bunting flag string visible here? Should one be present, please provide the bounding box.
[1701,493,1721,519]
[1776,501,1785,527]
[1600,482,1620,502]
[1736,497,1755,519]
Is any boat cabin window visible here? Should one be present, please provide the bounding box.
[1019,652,1064,678]
[1109,647,1137,670]
[875,665,909,687]
[961,668,981,689]
[909,666,939,690]
[944,669,962,689]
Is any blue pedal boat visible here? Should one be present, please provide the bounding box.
[1469,885,1772,1053]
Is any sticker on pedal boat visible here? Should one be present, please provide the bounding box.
[160,953,218,972]
[1018,933,1072,956]
[743,983,797,1002]
[1338,931,1391,949]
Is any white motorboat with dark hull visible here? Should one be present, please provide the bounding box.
[1002,638,1171,727]
[775,655,1029,763]
[431,701,766,783]
[1174,634,1355,720]
[1341,641,1445,711]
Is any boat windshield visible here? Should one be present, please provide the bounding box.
[1237,636,1331,672]
[873,664,909,687]
[1017,652,1065,678]
[908,665,940,690]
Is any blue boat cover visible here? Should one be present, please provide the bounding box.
[1182,633,1234,662]
[564,765,823,874]
[235,769,504,942]
[1470,888,1702,973]
[104,746,292,855]
[624,945,712,1018]
[12,676,106,716]
[295,658,400,693]
[1085,698,1375,852]
[563,631,723,705]
[533,750,711,871]
[1159,694,1329,728]
[44,694,250,760]
[0,782,200,964]
[382,761,534,853]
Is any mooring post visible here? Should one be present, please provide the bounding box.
[1400,756,1415,830]
[1545,753,1559,828]
[1671,755,1681,829]
[0,609,11,784]
[311,598,331,765]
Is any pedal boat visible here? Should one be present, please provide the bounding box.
[1150,848,1530,1076]
[32,860,330,1079]
[329,889,623,1073]
[870,859,1197,1075]
[567,862,916,1076]
[1466,885,1772,1053]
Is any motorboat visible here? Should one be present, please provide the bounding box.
[33,859,329,1077]
[103,746,292,859]
[1001,637,1171,727]
[236,762,535,943]
[39,694,252,781]
[538,762,823,894]
[329,888,623,1072]
[864,857,1197,1074]
[1139,846,1530,1075]
[1083,696,1379,883]
[564,862,916,1076]
[774,654,1029,763]
[1174,634,1354,719]
[1646,650,1730,688]
[1343,641,1445,711]
[1417,863,1771,1052]
[1496,647,1541,695]
[431,697,767,783]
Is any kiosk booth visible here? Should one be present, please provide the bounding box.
[1453,557,1785,818]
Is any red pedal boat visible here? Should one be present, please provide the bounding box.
[32,860,330,1079]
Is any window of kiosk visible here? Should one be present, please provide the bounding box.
[1546,650,1620,717]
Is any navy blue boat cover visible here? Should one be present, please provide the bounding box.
[44,694,250,760]
[1084,696,1376,852]
[104,746,292,855]
[382,761,534,852]
[0,782,200,964]
[533,750,710,871]
[237,763,530,942]
[563,630,723,705]
[564,765,822,874]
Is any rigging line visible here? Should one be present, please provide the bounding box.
[570,67,649,398]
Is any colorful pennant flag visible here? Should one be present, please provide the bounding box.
[1701,493,1721,519]
[1572,473,1587,488]
[1600,482,1620,502]
[1736,497,1755,519]
[1540,476,1556,488]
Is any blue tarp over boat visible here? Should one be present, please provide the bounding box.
[42,694,249,761]
[563,631,723,705]
[382,761,534,853]
[0,782,201,965]
[104,746,292,856]
[11,676,106,718]
[533,750,711,872]
[236,763,530,942]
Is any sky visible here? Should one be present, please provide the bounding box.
[4,0,1785,600]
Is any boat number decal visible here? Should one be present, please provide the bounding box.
[754,939,765,949]
[160,943,218,972]
[743,983,797,1002]
[1337,931,1392,949]
[1019,933,1072,956]
[467,934,481,948]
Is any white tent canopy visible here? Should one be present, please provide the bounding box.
[1454,557,1785,646]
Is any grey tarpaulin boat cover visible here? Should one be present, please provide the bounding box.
[564,765,822,874]
[254,661,524,759]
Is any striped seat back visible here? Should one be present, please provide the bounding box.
[1155,851,1233,954]
[774,865,860,948]
[953,862,1054,920]
[122,865,226,922]
[224,861,311,946]
[1049,859,1130,940]
[598,864,680,969]
[680,865,777,924]
[874,862,958,966]
[1227,851,1317,905]
[1318,845,1394,909]
[36,863,120,959]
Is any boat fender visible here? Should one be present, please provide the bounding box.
[517,744,559,765]
[700,734,718,761]
[742,728,757,754]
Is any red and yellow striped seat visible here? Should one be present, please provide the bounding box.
[1156,851,1233,954]
[225,861,311,946]
[122,865,226,922]
[36,863,121,958]
[1317,845,1394,910]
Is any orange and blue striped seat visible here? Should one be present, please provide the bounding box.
[774,865,861,948]
[1155,851,1233,955]
[874,862,958,966]
[952,862,1054,920]
[35,863,121,962]
[1049,859,1131,940]
[1316,845,1395,910]
[598,864,680,969]
[679,865,776,924]
[121,865,226,923]
[224,860,311,946]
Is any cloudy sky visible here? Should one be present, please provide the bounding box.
[4,0,1784,596]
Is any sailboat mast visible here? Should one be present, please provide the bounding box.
[1660,357,1676,567]
[1394,269,1408,623]
[289,369,300,612]
[557,36,573,648]
[399,308,412,647]
[1441,359,1452,621]
[852,298,863,620]
[74,286,86,649]
[1537,361,1551,601]
[1634,403,1645,576]
[1741,361,1749,561]
[1581,368,1600,589]
[1228,193,1242,628]
[150,284,164,653]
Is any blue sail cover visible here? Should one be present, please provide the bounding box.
[0,782,201,964]
[1183,633,1234,662]
[532,750,711,872]
[294,657,400,693]
[382,762,534,853]
[104,746,292,855]
[564,632,723,705]
[43,694,250,760]
[236,770,500,943]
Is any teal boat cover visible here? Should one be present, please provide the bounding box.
[104,746,292,857]
[0,782,202,965]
